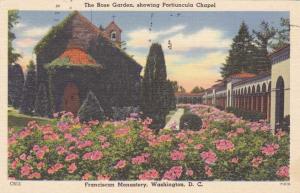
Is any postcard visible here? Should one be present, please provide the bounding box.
[0,0,300,193]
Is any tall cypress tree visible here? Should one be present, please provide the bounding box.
[142,43,171,130]
[221,22,255,78]
[8,63,24,108]
[20,60,36,115]
[34,83,50,117]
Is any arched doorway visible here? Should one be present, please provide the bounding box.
[62,82,80,115]
[275,76,285,131]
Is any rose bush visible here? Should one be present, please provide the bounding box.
[8,105,289,181]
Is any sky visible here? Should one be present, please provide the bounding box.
[12,11,288,91]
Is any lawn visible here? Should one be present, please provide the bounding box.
[8,107,55,130]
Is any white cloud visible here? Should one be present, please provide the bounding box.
[22,26,51,38]
[15,38,38,48]
[14,22,27,29]
[162,27,231,52]
[126,25,185,49]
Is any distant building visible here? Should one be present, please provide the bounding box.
[201,45,290,132]
[34,11,142,116]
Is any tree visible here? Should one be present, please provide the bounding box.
[78,91,105,122]
[142,43,172,130]
[251,21,276,73]
[169,81,185,93]
[20,60,36,115]
[271,17,290,50]
[221,22,255,78]
[34,83,50,117]
[8,63,24,108]
[191,86,205,93]
[8,10,21,64]
[166,80,176,111]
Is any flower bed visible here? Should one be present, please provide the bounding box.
[8,105,289,181]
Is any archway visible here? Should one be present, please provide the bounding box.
[62,82,81,115]
[275,76,285,131]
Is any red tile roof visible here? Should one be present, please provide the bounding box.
[60,48,96,65]
[229,72,256,79]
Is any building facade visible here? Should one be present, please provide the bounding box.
[202,45,290,132]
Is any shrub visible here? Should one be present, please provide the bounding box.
[78,91,105,122]
[112,106,140,120]
[20,61,36,115]
[8,63,24,108]
[179,113,202,131]
[226,107,264,121]
[34,83,50,117]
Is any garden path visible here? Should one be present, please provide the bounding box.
[164,108,184,130]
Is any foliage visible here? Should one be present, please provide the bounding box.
[20,61,36,115]
[142,43,173,130]
[8,104,289,180]
[34,84,50,117]
[271,17,290,51]
[191,86,205,94]
[226,107,264,122]
[8,63,24,108]
[34,11,77,54]
[112,106,140,120]
[221,22,256,78]
[8,10,21,64]
[78,91,105,122]
[179,113,203,131]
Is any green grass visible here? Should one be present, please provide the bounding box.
[8,107,55,130]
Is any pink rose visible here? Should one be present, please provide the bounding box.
[114,160,127,169]
[200,150,217,165]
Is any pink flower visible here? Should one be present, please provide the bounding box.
[36,150,45,159]
[276,166,289,178]
[132,154,148,165]
[43,133,59,141]
[28,172,41,179]
[214,139,235,152]
[114,128,130,137]
[98,135,107,143]
[175,132,186,140]
[170,150,185,161]
[56,146,66,155]
[19,153,27,161]
[114,160,127,169]
[82,173,92,180]
[194,144,204,150]
[200,150,217,165]
[178,143,188,150]
[97,174,111,180]
[158,134,172,143]
[163,166,183,180]
[90,151,103,161]
[205,165,213,177]
[47,163,64,174]
[78,140,93,149]
[251,156,263,168]
[231,157,239,164]
[186,169,194,176]
[261,143,279,156]
[236,127,245,134]
[36,162,45,170]
[65,153,79,162]
[83,152,93,160]
[20,164,32,177]
[101,142,110,149]
[68,163,77,173]
[11,159,19,169]
[79,127,91,136]
[139,169,159,180]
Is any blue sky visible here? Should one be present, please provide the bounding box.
[13,11,288,91]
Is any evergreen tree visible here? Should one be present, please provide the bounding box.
[191,86,205,93]
[78,91,105,122]
[142,43,172,130]
[252,21,276,73]
[8,10,21,64]
[221,22,255,78]
[34,83,50,117]
[271,17,290,50]
[20,60,36,115]
[166,80,176,111]
[8,63,24,108]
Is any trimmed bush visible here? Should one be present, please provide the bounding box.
[34,83,50,117]
[179,113,203,131]
[226,107,264,122]
[78,91,105,122]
